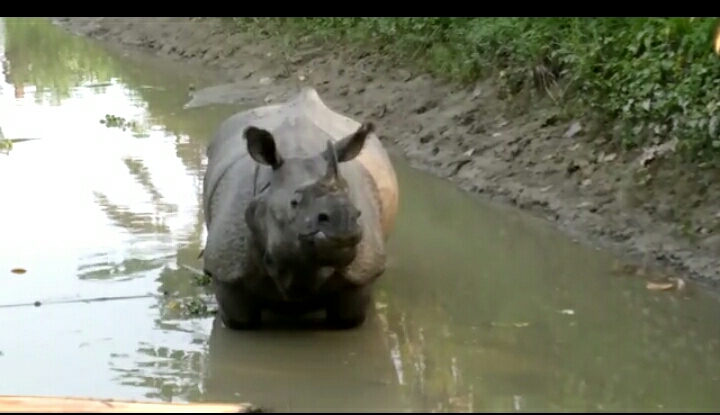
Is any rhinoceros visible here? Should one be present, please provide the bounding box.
[202,87,399,330]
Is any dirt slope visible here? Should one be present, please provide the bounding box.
[51,17,720,291]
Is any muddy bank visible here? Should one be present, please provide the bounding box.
[51,17,720,290]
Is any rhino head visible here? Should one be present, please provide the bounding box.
[243,122,375,299]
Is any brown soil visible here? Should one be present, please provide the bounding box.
[51,17,720,291]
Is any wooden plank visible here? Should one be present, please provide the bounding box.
[0,396,260,413]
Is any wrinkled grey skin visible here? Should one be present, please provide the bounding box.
[202,89,390,330]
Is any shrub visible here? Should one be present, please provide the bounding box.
[231,18,720,162]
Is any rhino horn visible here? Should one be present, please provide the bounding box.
[323,139,340,183]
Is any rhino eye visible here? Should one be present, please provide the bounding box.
[290,191,302,208]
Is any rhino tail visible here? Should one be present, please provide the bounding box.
[197,249,204,259]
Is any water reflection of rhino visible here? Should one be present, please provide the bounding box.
[202,315,407,412]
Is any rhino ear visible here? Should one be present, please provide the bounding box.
[244,126,284,169]
[333,122,374,162]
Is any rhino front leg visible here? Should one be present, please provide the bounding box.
[325,282,373,330]
[214,278,263,330]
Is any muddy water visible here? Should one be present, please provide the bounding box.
[2,18,720,412]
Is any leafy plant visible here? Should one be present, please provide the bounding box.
[229,17,720,163]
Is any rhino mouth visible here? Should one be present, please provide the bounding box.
[298,230,362,247]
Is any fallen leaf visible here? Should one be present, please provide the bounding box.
[471,85,483,100]
[645,277,687,293]
[637,138,678,167]
[559,309,575,315]
[166,301,180,310]
[564,121,583,138]
[646,281,674,291]
[10,268,26,274]
[513,322,530,328]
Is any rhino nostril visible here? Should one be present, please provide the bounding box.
[263,253,275,268]
[317,212,330,223]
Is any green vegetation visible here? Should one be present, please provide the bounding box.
[100,113,151,138]
[231,18,720,163]
[100,113,138,130]
[0,140,12,154]
[164,297,215,318]
[191,271,212,287]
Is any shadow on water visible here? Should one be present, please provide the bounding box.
[1,17,720,412]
